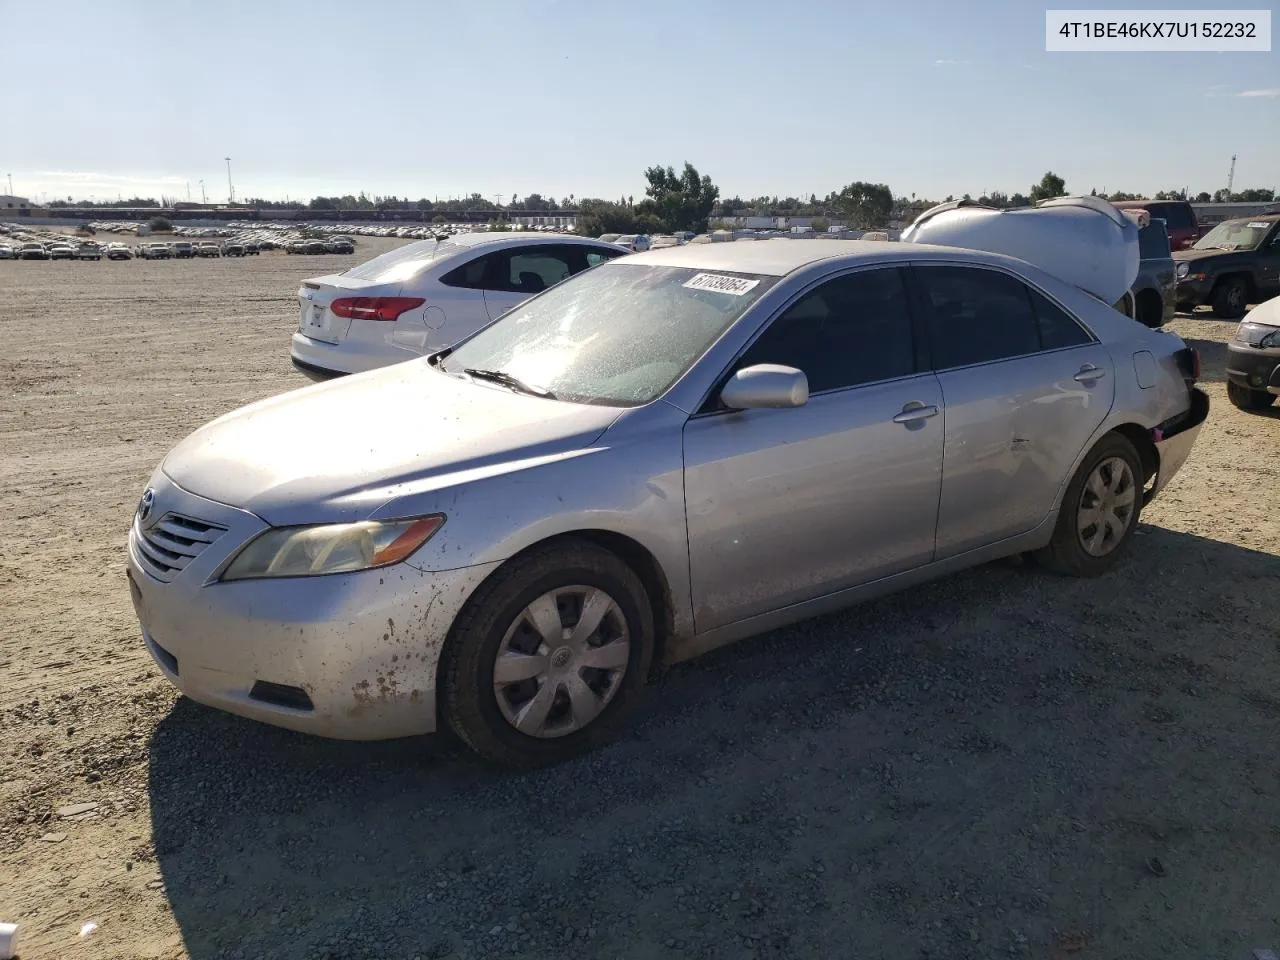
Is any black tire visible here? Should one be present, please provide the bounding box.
[1227,380,1277,411]
[1135,290,1164,328]
[439,538,654,769]
[1034,433,1144,577]
[1211,277,1250,320]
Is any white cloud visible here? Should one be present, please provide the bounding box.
[1237,88,1280,98]
[933,59,972,66]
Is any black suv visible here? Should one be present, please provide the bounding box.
[1174,214,1280,319]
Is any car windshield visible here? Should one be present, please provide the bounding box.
[342,238,462,283]
[1193,219,1273,252]
[439,262,778,406]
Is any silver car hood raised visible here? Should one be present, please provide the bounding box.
[161,361,620,526]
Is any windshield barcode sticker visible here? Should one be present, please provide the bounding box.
[683,273,760,296]
[1248,222,1269,228]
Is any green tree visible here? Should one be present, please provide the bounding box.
[575,199,640,237]
[833,181,893,229]
[1194,191,1212,203]
[1008,193,1032,207]
[642,162,720,233]
[1029,171,1066,203]
[148,216,173,232]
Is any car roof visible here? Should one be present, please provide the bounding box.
[628,238,1034,277]
[1113,199,1190,207]
[442,232,610,249]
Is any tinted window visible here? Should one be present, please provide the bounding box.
[1139,222,1171,259]
[918,266,1039,369]
[1029,289,1093,350]
[439,252,491,289]
[735,268,916,393]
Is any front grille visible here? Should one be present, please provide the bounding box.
[134,513,227,582]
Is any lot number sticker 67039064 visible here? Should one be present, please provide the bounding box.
[682,273,761,296]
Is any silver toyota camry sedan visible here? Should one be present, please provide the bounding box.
[127,238,1208,767]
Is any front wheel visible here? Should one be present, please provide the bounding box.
[439,539,654,768]
[1227,380,1277,411]
[1211,277,1249,320]
[1034,433,1144,577]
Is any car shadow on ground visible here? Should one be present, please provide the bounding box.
[149,526,1280,960]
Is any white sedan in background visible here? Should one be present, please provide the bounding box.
[290,233,630,380]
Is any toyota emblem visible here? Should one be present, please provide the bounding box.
[137,488,154,524]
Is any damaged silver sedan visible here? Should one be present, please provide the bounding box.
[127,200,1208,767]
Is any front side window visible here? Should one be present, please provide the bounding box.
[440,263,777,406]
[917,266,1040,370]
[733,268,916,394]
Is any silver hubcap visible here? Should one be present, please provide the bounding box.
[492,586,630,739]
[1077,456,1136,557]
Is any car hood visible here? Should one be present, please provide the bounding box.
[161,360,621,526]
[1172,247,1251,265]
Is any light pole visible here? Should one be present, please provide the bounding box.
[6,173,11,196]
[199,180,207,204]
[225,157,234,204]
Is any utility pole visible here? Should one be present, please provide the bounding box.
[1227,154,1237,196]
[186,182,191,202]
[6,173,11,196]
[225,157,235,204]
[199,180,207,204]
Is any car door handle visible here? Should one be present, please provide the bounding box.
[892,402,939,424]
[1074,364,1107,383]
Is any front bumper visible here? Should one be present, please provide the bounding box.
[1226,342,1280,395]
[126,472,499,740]
[1174,276,1212,307]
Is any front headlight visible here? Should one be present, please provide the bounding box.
[1261,328,1280,348]
[220,515,445,581]
[1176,262,1189,279]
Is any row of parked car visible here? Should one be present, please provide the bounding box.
[1,236,359,260]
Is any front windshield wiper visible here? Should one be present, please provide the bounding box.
[463,368,555,399]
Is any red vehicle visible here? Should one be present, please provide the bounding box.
[1113,200,1199,251]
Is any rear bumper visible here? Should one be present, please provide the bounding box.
[1147,387,1210,501]
[1226,342,1280,394]
[290,355,348,382]
[289,330,419,380]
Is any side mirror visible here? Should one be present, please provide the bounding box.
[719,364,809,410]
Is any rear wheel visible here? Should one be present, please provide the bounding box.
[1135,290,1164,328]
[1227,380,1277,411]
[1034,434,1144,577]
[439,539,654,768]
[1211,277,1250,320]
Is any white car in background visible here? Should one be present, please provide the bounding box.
[290,233,630,380]
[614,234,651,252]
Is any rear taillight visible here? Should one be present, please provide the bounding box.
[1176,346,1201,382]
[329,297,426,321]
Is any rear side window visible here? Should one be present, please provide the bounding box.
[1029,289,1093,350]
[507,251,574,293]
[917,266,1040,369]
[440,253,492,289]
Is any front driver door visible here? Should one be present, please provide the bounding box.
[682,266,945,633]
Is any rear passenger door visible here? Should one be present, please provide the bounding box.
[913,264,1115,559]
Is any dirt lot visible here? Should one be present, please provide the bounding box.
[2,246,1279,960]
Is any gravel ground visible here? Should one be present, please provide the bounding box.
[2,245,1279,960]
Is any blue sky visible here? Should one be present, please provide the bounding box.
[3,0,1277,204]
